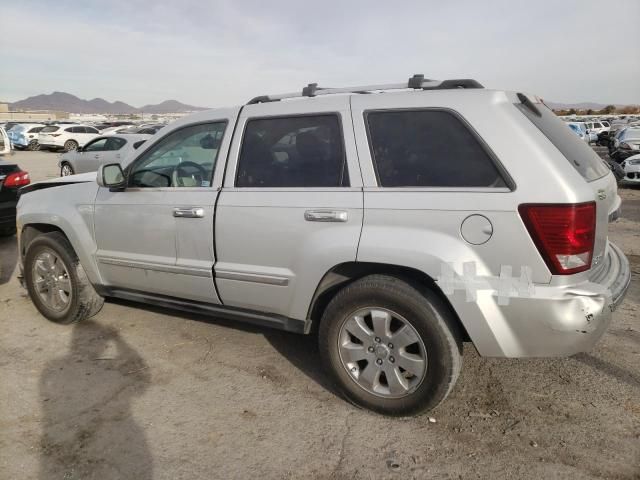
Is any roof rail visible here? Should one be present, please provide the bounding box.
[246,74,483,104]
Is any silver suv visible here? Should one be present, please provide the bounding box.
[16,76,631,416]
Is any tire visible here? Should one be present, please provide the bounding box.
[319,274,462,416]
[28,140,40,151]
[0,226,16,237]
[60,162,74,177]
[63,140,78,152]
[24,231,104,324]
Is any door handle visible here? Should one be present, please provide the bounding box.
[173,207,205,218]
[304,209,348,222]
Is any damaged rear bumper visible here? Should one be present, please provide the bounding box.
[471,242,630,358]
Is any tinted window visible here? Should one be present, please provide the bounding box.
[41,126,59,133]
[105,137,126,150]
[86,127,99,134]
[236,115,348,187]
[28,126,44,133]
[517,103,610,181]
[65,126,78,133]
[84,138,108,151]
[129,122,226,188]
[367,110,506,188]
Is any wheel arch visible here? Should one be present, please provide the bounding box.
[307,261,471,342]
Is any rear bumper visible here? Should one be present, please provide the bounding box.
[466,242,630,358]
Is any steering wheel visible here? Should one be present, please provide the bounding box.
[171,161,207,187]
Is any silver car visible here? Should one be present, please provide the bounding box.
[58,134,150,176]
[16,76,631,416]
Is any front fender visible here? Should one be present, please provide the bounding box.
[17,181,102,286]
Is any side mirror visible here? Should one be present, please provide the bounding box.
[97,163,126,190]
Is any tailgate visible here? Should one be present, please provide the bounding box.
[588,172,620,268]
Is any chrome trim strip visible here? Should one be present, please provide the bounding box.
[215,269,289,286]
[97,257,212,277]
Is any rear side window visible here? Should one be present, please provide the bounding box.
[105,137,126,150]
[516,102,609,181]
[236,115,348,187]
[366,110,507,188]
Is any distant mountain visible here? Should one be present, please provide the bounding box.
[9,91,207,114]
[546,101,633,111]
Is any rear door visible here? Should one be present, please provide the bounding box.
[215,96,363,319]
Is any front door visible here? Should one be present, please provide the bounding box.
[215,97,364,320]
[93,109,238,303]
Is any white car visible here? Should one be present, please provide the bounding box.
[584,121,610,134]
[7,124,45,150]
[0,127,10,155]
[38,124,101,152]
[568,122,596,143]
[620,154,640,185]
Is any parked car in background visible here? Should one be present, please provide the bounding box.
[584,121,609,135]
[567,122,590,143]
[38,124,101,152]
[0,158,30,236]
[0,127,10,156]
[116,124,165,135]
[58,134,150,176]
[7,124,45,150]
[611,127,640,162]
[620,154,640,185]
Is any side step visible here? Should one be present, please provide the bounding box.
[104,288,309,334]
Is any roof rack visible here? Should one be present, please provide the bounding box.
[247,74,483,104]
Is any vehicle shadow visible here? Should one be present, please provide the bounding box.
[107,298,339,397]
[39,321,153,479]
[0,234,17,285]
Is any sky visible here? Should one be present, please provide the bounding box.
[1,0,639,108]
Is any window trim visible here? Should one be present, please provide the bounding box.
[363,107,515,191]
[125,120,228,189]
[234,112,350,188]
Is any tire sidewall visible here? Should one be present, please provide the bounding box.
[64,140,78,152]
[24,235,80,324]
[320,277,460,416]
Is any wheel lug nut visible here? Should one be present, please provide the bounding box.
[368,346,374,353]
[375,337,381,343]
[388,343,393,349]
[351,366,357,372]
[376,358,383,365]
[389,356,395,363]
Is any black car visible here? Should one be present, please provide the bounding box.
[0,160,30,236]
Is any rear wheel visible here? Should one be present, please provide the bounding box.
[319,274,462,416]
[63,140,78,152]
[60,162,74,176]
[24,232,104,324]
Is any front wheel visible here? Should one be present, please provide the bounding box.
[60,162,74,176]
[24,232,104,324]
[319,275,462,416]
[28,140,41,151]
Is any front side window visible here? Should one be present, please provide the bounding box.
[236,115,348,187]
[86,127,99,134]
[104,137,126,151]
[84,138,108,151]
[367,110,507,188]
[128,122,226,188]
[40,126,60,133]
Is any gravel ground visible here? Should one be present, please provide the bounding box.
[1,150,638,480]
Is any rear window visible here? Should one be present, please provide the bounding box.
[516,102,609,181]
[40,126,60,133]
[366,109,507,188]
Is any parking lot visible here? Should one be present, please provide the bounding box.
[1,150,639,479]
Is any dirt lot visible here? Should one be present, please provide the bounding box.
[1,150,639,479]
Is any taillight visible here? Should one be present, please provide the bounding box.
[4,170,30,187]
[518,202,596,275]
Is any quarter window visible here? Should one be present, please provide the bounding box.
[236,115,348,187]
[128,122,226,188]
[366,110,507,188]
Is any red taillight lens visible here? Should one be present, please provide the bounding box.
[518,202,596,275]
[4,170,30,187]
